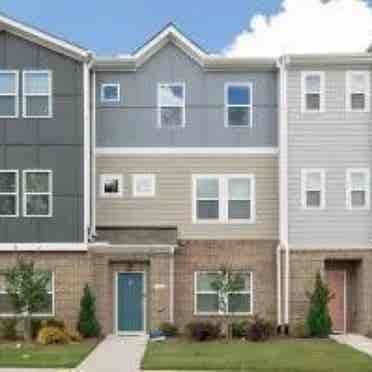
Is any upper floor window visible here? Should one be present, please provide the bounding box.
[0,71,18,118]
[0,170,18,217]
[301,169,325,209]
[100,174,123,198]
[301,72,324,112]
[225,83,252,127]
[101,83,120,103]
[23,170,53,217]
[346,71,370,112]
[23,71,52,118]
[346,169,370,210]
[158,83,185,128]
[193,174,255,224]
[132,174,156,198]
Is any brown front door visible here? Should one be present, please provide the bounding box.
[326,270,346,333]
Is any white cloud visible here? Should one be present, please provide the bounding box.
[225,0,372,57]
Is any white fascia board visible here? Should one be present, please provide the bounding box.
[0,244,88,251]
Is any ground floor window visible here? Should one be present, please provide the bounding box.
[194,271,253,315]
[0,271,54,316]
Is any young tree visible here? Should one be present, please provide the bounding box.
[5,257,51,341]
[306,271,333,338]
[211,265,245,340]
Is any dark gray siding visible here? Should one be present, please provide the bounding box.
[96,43,278,147]
[0,31,84,243]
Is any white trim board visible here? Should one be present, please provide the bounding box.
[0,243,88,251]
[96,147,279,155]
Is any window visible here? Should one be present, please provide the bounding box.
[0,170,18,217]
[301,169,325,209]
[133,174,156,197]
[193,175,255,223]
[194,271,253,315]
[346,71,370,112]
[100,174,123,198]
[101,83,120,103]
[301,72,324,112]
[225,83,252,127]
[23,71,52,118]
[23,170,52,217]
[0,71,18,118]
[346,169,370,210]
[0,272,54,316]
[158,83,185,128]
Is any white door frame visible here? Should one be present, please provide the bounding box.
[114,271,147,335]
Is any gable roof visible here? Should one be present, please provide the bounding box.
[0,12,92,61]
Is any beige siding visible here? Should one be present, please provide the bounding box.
[96,155,278,240]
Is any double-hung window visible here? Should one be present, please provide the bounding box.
[0,170,18,217]
[193,175,255,223]
[346,71,370,112]
[101,83,120,103]
[225,83,252,127]
[158,83,185,128]
[301,72,324,112]
[0,71,18,118]
[23,170,53,217]
[194,271,253,315]
[23,71,52,118]
[301,169,325,209]
[346,169,370,210]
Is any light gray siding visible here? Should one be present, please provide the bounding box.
[0,31,84,243]
[96,43,278,148]
[96,154,278,240]
[287,67,372,248]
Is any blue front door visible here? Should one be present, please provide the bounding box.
[117,273,144,333]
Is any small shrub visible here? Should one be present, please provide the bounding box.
[0,318,18,340]
[159,322,178,337]
[37,326,69,345]
[41,318,65,330]
[232,320,250,338]
[185,321,221,342]
[77,285,101,338]
[245,315,274,342]
[291,321,310,338]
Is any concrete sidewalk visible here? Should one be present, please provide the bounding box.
[331,333,372,358]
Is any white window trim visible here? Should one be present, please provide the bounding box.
[157,82,186,128]
[301,71,325,113]
[224,82,253,128]
[22,70,53,119]
[345,71,370,113]
[0,272,55,317]
[100,83,121,103]
[132,174,156,198]
[0,70,19,118]
[23,170,53,218]
[346,168,370,210]
[0,170,19,218]
[301,169,326,210]
[194,271,253,316]
[192,174,256,224]
[99,174,124,198]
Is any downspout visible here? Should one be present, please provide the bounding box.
[91,70,97,236]
[169,246,175,323]
[276,243,282,328]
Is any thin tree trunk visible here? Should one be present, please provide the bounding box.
[23,313,32,342]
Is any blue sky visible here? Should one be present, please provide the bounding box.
[0,0,282,55]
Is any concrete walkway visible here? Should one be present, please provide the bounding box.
[331,334,372,358]
[77,335,147,372]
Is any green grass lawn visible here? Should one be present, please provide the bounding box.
[142,338,372,372]
[0,339,98,368]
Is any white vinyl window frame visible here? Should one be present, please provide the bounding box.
[157,82,186,128]
[99,174,124,198]
[194,271,253,316]
[0,272,55,317]
[23,170,53,218]
[301,169,326,210]
[100,83,121,103]
[0,170,19,218]
[224,82,253,128]
[346,168,370,210]
[0,70,19,118]
[345,71,370,112]
[132,174,156,198]
[301,71,325,113]
[192,174,255,224]
[22,70,53,118]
